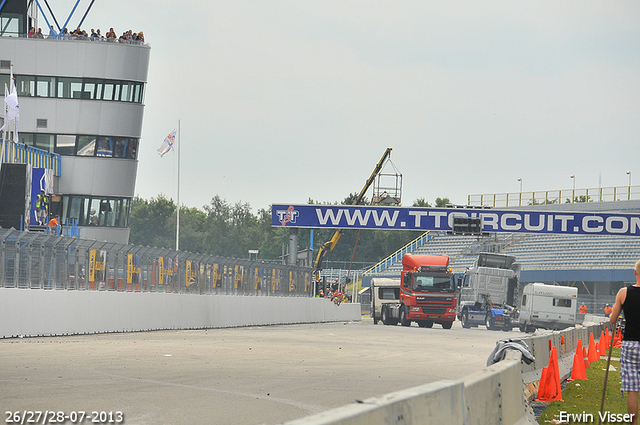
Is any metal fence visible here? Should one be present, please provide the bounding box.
[468,185,640,207]
[0,228,313,296]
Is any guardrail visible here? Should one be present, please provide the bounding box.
[283,322,609,425]
[468,185,640,207]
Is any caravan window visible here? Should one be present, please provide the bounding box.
[553,298,572,308]
[521,295,527,306]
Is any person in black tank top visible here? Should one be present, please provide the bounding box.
[610,259,640,425]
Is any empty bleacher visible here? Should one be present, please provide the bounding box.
[366,231,640,278]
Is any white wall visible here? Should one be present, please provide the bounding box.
[0,288,361,338]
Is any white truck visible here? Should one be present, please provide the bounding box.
[518,283,578,332]
[370,277,401,325]
[457,253,521,331]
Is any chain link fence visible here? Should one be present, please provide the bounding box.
[0,228,313,296]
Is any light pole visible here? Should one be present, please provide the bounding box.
[627,171,632,200]
[570,175,575,203]
[517,178,522,206]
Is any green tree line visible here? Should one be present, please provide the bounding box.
[129,195,450,267]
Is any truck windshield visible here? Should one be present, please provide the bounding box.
[413,274,455,293]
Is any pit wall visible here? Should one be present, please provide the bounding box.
[283,322,610,425]
[0,288,361,338]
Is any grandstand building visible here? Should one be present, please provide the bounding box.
[0,0,149,244]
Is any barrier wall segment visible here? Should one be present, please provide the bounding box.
[281,324,611,425]
[283,351,536,425]
[0,288,361,338]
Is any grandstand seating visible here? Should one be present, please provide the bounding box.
[368,231,640,276]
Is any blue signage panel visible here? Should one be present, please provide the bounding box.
[271,204,640,237]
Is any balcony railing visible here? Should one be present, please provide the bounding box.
[1,140,61,176]
[468,185,640,208]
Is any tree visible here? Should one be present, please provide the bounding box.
[434,197,450,207]
[413,198,431,207]
[129,194,429,267]
[129,195,177,249]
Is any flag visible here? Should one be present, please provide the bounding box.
[0,83,7,132]
[5,85,19,121]
[1,74,19,138]
[157,127,176,157]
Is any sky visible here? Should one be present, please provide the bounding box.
[47,1,640,212]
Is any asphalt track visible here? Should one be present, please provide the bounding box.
[0,319,532,425]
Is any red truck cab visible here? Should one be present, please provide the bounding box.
[397,254,457,328]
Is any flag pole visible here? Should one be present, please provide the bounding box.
[176,119,180,251]
[1,82,7,172]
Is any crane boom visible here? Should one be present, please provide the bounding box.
[313,148,393,281]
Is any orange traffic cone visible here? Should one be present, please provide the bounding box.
[583,346,590,369]
[535,346,563,402]
[587,333,599,363]
[569,340,587,381]
[614,326,623,348]
[597,331,606,357]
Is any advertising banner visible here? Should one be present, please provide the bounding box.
[271,204,640,237]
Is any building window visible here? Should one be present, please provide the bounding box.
[77,136,96,156]
[64,195,131,228]
[19,132,138,159]
[33,134,54,151]
[55,135,76,155]
[0,14,22,37]
[15,74,35,97]
[36,76,55,97]
[13,73,144,104]
[83,79,103,100]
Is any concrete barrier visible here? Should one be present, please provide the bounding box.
[283,351,537,425]
[281,324,612,425]
[0,288,361,338]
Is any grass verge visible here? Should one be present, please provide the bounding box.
[537,348,630,424]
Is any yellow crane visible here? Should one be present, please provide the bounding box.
[313,147,397,282]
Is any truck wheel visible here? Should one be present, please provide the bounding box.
[461,310,471,329]
[381,306,390,325]
[485,312,495,330]
[525,325,536,333]
[442,321,453,330]
[417,321,427,328]
[400,308,411,327]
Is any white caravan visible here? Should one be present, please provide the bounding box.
[370,278,401,325]
[519,283,577,332]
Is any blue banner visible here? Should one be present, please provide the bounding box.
[271,204,640,237]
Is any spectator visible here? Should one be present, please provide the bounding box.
[61,28,70,39]
[579,303,588,314]
[35,190,48,225]
[96,29,104,40]
[28,27,35,37]
[605,304,612,317]
[48,215,60,227]
[49,25,57,39]
[609,260,640,425]
[35,28,44,38]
